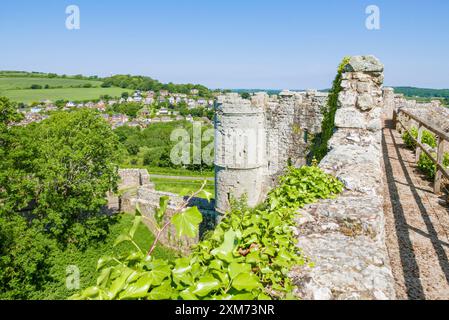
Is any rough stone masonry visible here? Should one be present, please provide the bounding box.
[291,56,396,300]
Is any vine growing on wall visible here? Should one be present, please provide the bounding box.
[72,165,343,300]
[309,57,350,163]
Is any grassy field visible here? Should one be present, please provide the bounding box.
[120,164,214,178]
[0,77,103,90]
[31,213,178,300]
[152,177,215,199]
[0,87,133,103]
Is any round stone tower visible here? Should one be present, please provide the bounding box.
[214,93,267,214]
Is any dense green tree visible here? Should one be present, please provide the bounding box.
[1,107,122,247]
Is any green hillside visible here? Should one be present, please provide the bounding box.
[1,87,132,104]
[0,77,102,90]
[0,73,133,103]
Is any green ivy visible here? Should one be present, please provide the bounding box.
[72,165,344,300]
[310,57,350,162]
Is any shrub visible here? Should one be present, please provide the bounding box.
[402,127,418,149]
[417,152,449,180]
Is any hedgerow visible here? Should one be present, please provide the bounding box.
[72,165,344,300]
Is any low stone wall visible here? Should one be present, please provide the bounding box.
[291,56,396,300]
[120,180,218,253]
[118,169,151,189]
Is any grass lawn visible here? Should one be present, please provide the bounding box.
[152,177,215,198]
[147,166,214,177]
[0,87,133,104]
[120,164,214,178]
[30,213,178,300]
[0,77,103,90]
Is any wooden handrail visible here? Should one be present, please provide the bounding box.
[394,108,449,194]
[398,108,449,143]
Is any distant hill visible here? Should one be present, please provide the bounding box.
[231,87,449,102]
[0,70,214,104]
[392,87,449,99]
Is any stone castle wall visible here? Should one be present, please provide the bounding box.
[214,89,328,213]
[291,55,396,300]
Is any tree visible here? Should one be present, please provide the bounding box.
[1,107,122,247]
[240,92,251,99]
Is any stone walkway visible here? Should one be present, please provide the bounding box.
[382,121,449,300]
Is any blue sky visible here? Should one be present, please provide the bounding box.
[0,0,448,89]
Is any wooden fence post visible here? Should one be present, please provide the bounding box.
[416,124,423,163]
[435,136,445,194]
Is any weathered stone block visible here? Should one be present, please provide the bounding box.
[356,93,374,111]
[335,108,366,129]
[338,90,357,108]
[344,55,384,73]
[357,82,370,93]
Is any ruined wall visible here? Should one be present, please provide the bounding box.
[292,55,396,300]
[391,94,449,134]
[214,90,327,213]
[115,169,217,253]
[118,169,151,189]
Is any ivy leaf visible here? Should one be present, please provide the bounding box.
[96,256,113,271]
[171,206,203,239]
[148,280,173,300]
[97,267,113,287]
[172,258,193,286]
[230,293,256,300]
[119,273,152,300]
[232,273,261,291]
[126,251,144,263]
[147,260,172,286]
[114,234,132,247]
[228,262,251,280]
[82,286,100,299]
[129,215,142,238]
[156,196,169,224]
[108,268,135,299]
[192,275,221,297]
[211,229,236,262]
[179,288,199,300]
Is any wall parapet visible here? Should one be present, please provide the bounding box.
[291,55,396,300]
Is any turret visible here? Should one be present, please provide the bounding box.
[214,93,267,214]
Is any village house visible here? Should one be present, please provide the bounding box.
[190,89,199,95]
[157,108,170,116]
[144,97,154,105]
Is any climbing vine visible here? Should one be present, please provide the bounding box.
[309,57,351,162]
[72,165,343,300]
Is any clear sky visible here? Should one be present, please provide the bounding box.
[1,0,448,89]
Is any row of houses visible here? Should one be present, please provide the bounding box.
[101,113,197,129]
